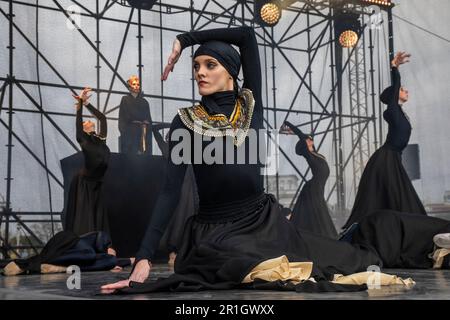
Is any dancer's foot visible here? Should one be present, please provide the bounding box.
[40,264,66,274]
[2,262,24,276]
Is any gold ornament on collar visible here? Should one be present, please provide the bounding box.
[178,88,255,147]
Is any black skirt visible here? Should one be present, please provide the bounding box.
[64,172,110,236]
[343,145,427,230]
[121,193,381,293]
[352,210,450,269]
[290,181,338,239]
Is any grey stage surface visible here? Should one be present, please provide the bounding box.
[1,263,450,300]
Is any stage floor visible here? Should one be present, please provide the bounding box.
[1,264,450,300]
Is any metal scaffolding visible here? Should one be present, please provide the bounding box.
[0,0,394,259]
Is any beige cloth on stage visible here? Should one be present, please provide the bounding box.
[242,255,415,288]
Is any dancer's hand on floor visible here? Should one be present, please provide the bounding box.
[100,259,151,294]
[161,38,182,81]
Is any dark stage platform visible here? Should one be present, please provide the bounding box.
[1,264,449,300]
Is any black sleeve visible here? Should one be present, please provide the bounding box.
[284,121,309,140]
[76,101,86,143]
[391,67,401,104]
[177,26,263,128]
[143,99,152,123]
[383,67,403,125]
[135,115,188,262]
[85,103,107,138]
[118,96,127,134]
[284,121,309,157]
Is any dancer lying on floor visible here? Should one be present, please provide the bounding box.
[2,231,132,276]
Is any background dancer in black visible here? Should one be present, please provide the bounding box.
[118,76,152,155]
[65,88,112,249]
[342,52,426,231]
[281,120,337,238]
[153,123,199,266]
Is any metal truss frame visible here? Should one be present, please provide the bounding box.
[0,0,394,258]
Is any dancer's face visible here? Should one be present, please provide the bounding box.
[399,86,409,104]
[128,78,140,94]
[83,120,95,133]
[193,55,234,96]
[306,138,314,152]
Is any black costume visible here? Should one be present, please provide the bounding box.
[284,121,338,238]
[118,93,152,155]
[5,231,129,275]
[118,28,449,295]
[152,123,199,254]
[64,102,111,236]
[342,67,426,230]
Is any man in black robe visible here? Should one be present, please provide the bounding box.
[118,76,152,155]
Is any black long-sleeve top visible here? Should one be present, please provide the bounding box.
[135,26,264,262]
[285,121,329,186]
[382,67,412,152]
[76,102,110,179]
[118,93,153,154]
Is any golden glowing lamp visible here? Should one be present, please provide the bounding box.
[339,30,359,48]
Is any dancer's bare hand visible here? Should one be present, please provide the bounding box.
[161,39,182,81]
[280,123,293,135]
[391,52,411,68]
[72,87,92,106]
[100,259,151,294]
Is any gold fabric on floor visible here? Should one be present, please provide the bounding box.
[242,255,313,284]
[243,255,415,288]
[431,248,450,269]
[332,272,415,287]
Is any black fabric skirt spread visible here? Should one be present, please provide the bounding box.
[343,144,427,230]
[120,193,382,294]
[290,181,338,239]
[351,210,450,269]
[64,172,110,236]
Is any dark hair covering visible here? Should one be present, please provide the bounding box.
[380,85,395,105]
[193,40,241,94]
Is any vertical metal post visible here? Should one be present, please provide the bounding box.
[368,26,378,150]
[137,8,143,83]
[96,0,101,109]
[307,8,313,133]
[271,27,280,200]
[329,7,345,218]
[387,7,395,69]
[4,0,15,259]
